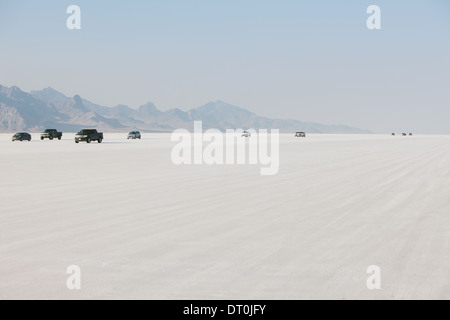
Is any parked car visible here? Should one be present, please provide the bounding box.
[41,129,62,140]
[127,131,141,139]
[295,132,306,137]
[12,132,31,141]
[409,133,413,136]
[402,133,407,136]
[391,133,396,136]
[75,129,103,144]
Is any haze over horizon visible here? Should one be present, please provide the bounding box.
[1,0,449,133]
[0,83,371,134]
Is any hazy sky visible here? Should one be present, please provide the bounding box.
[0,0,449,133]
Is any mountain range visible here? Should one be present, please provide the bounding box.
[0,84,370,133]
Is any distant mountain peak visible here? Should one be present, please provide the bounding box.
[41,87,61,93]
[73,94,82,101]
[195,100,255,116]
[140,101,157,108]
[5,85,26,99]
[139,102,160,114]
[31,87,69,103]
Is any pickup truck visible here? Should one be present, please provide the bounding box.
[41,129,62,140]
[75,129,103,144]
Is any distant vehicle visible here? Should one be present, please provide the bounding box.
[295,132,306,137]
[75,129,103,144]
[242,131,251,138]
[409,133,413,136]
[391,133,395,136]
[127,131,141,139]
[41,129,62,140]
[12,132,31,142]
[402,133,407,136]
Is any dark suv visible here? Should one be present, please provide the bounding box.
[12,132,32,141]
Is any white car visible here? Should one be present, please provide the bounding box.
[128,131,141,139]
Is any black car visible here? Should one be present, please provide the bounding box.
[12,132,32,141]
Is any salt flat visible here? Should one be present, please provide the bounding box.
[1,133,450,300]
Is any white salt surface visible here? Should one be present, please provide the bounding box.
[0,133,449,299]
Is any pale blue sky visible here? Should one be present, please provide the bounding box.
[0,0,449,133]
